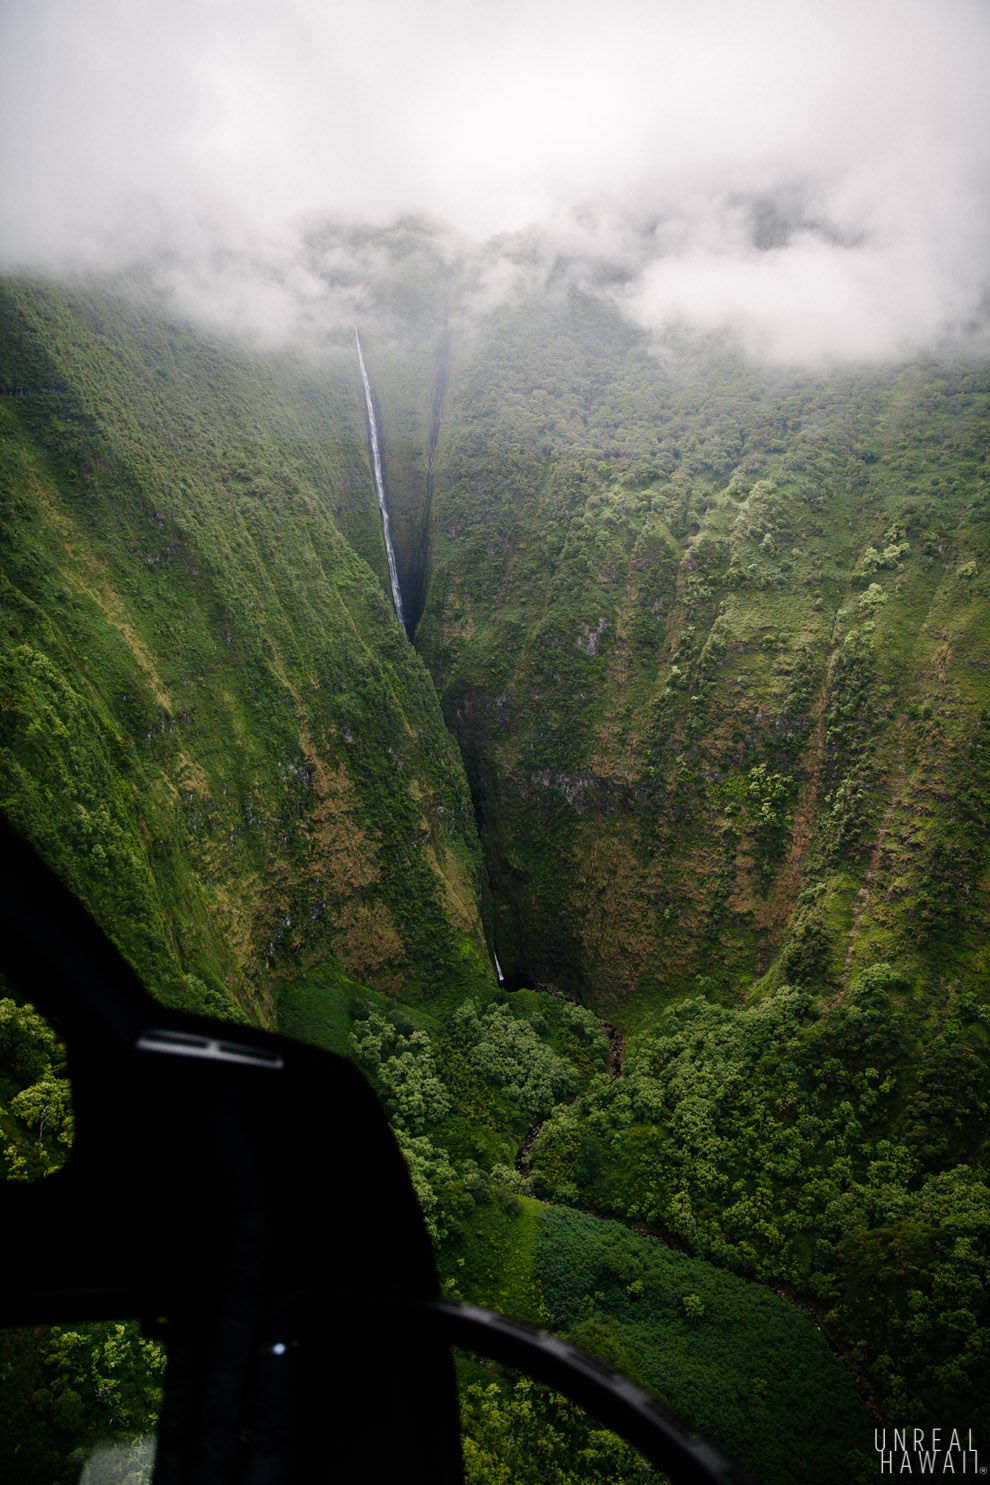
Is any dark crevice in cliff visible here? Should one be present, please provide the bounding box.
[406,291,450,639]
[498,969,536,992]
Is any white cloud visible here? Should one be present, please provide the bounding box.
[1,0,987,359]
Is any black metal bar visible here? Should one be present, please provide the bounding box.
[417,1298,751,1485]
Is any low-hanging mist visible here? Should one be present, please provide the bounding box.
[2,0,988,363]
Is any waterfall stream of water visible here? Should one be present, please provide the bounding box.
[355,329,405,629]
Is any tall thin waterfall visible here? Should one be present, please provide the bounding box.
[355,329,405,629]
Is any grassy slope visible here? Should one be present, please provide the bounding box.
[0,274,491,1019]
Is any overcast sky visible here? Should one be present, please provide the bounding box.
[2,0,988,360]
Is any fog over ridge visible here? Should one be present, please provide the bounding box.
[1,0,988,362]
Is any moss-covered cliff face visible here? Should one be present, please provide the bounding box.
[416,289,990,1022]
[0,275,491,1021]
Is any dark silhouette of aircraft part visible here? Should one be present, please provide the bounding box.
[0,817,748,1484]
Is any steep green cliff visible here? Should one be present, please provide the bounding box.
[417,290,990,1019]
[0,275,491,1021]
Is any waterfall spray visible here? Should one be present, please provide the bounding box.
[355,329,405,629]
